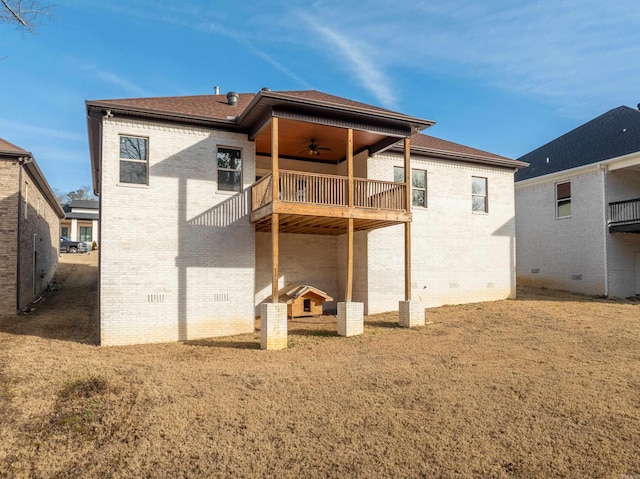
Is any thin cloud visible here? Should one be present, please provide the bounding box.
[295,10,398,109]
[199,22,313,89]
[73,60,147,97]
[363,0,640,115]
[0,119,85,143]
[80,1,313,90]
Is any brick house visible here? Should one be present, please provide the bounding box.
[61,199,99,245]
[86,89,526,347]
[0,137,65,315]
[515,105,640,297]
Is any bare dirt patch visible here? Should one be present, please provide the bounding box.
[1,253,639,478]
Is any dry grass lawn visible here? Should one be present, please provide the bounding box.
[1,252,639,478]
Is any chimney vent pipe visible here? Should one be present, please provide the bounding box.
[227,91,238,106]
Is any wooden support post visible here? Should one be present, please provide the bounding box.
[346,129,354,302]
[404,137,412,301]
[272,117,279,204]
[272,213,279,303]
[347,128,354,208]
[346,218,354,302]
[272,117,280,303]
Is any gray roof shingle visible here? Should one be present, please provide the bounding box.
[516,106,640,181]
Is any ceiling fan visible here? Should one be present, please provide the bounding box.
[306,139,331,156]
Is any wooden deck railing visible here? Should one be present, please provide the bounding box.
[354,178,406,210]
[609,198,640,227]
[278,171,347,205]
[251,174,272,210]
[250,170,407,212]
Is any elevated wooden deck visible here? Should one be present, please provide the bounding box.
[250,170,411,234]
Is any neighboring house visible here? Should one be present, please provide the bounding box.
[0,137,65,315]
[61,199,99,244]
[86,89,526,347]
[515,105,640,298]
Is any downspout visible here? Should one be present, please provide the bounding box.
[600,164,609,297]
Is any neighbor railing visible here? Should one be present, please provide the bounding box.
[250,170,407,212]
[608,198,640,227]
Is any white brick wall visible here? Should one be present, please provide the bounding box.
[99,120,520,344]
[99,118,256,345]
[605,169,640,297]
[516,171,606,295]
[364,154,517,312]
[254,232,339,312]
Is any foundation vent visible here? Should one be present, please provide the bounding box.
[487,282,495,288]
[531,268,540,274]
[148,294,165,304]
[572,275,583,281]
[214,293,229,303]
[449,282,459,289]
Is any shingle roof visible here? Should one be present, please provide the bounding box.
[69,199,99,209]
[411,133,512,161]
[86,90,411,123]
[65,212,99,220]
[0,137,30,156]
[516,106,640,181]
[89,93,254,120]
[386,133,526,169]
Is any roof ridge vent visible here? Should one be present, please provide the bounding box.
[227,91,238,106]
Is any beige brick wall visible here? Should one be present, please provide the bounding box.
[1,158,60,314]
[0,159,19,315]
[18,167,61,308]
[99,118,256,345]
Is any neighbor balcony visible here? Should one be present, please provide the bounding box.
[608,198,640,233]
[250,170,410,234]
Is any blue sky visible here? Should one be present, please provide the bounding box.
[2,0,640,195]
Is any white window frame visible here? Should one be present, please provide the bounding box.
[556,181,572,219]
[118,135,149,186]
[217,146,243,193]
[472,176,488,213]
[394,167,427,208]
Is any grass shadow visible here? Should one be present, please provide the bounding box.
[184,339,261,349]
[515,286,640,305]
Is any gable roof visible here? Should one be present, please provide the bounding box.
[272,284,334,304]
[0,137,30,156]
[516,106,640,181]
[0,137,65,218]
[394,133,527,169]
[86,90,432,130]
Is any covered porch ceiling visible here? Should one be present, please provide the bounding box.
[253,117,402,165]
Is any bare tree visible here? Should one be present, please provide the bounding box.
[1,0,54,34]
[55,185,97,205]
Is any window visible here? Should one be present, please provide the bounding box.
[61,227,69,237]
[394,167,427,208]
[472,177,488,213]
[217,147,242,192]
[119,136,148,185]
[79,226,92,242]
[556,181,571,218]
